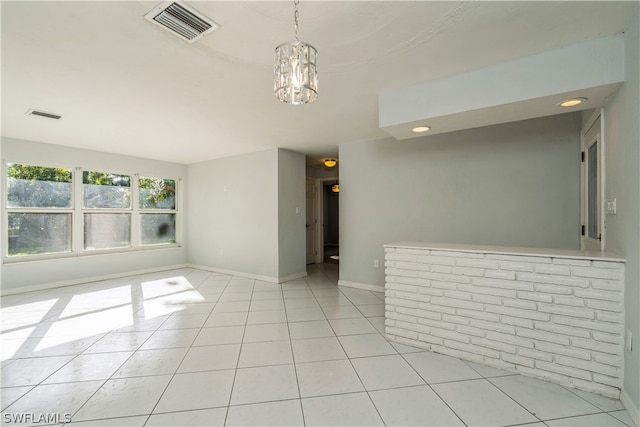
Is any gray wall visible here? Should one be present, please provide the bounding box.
[604,3,640,413]
[277,149,306,279]
[0,137,188,291]
[339,113,582,287]
[187,149,279,279]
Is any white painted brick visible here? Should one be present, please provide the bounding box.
[571,338,620,355]
[518,291,553,303]
[487,254,552,264]
[472,277,534,291]
[595,354,624,368]
[417,271,445,281]
[537,303,595,320]
[431,327,471,343]
[417,302,456,315]
[418,287,445,297]
[555,357,622,378]
[593,373,623,388]
[519,348,553,362]
[441,274,472,284]
[394,261,430,271]
[456,258,500,270]
[395,291,429,303]
[501,316,534,329]
[386,326,418,340]
[385,247,397,253]
[592,332,623,345]
[591,280,624,292]
[535,264,572,276]
[430,250,484,259]
[416,318,456,332]
[386,282,419,293]
[484,270,517,280]
[534,361,592,381]
[587,300,624,313]
[431,281,458,291]
[389,269,419,279]
[429,297,484,311]
[384,318,395,326]
[502,353,534,367]
[387,311,418,324]
[459,283,516,298]
[415,333,444,346]
[395,277,429,287]
[456,309,500,323]
[486,331,533,348]
[386,297,418,309]
[572,267,624,281]
[417,255,456,266]
[517,365,574,386]
[535,341,592,360]
[471,294,504,306]
[552,296,586,308]
[471,337,517,354]
[592,260,625,270]
[443,290,472,301]
[429,345,489,365]
[534,322,591,339]
[534,284,573,295]
[503,299,537,311]
[443,314,469,326]
[596,312,625,324]
[452,266,485,277]
[397,248,434,256]
[478,358,517,373]
[496,261,535,272]
[396,306,427,319]
[518,273,590,288]
[485,305,550,322]
[471,320,515,335]
[553,316,622,334]
[518,329,570,345]
[573,289,623,302]
[456,325,486,338]
[386,253,419,262]
[570,378,621,399]
[395,320,432,335]
[553,258,591,267]
[444,340,501,359]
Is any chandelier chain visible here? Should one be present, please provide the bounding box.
[294,0,299,41]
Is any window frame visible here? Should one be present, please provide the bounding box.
[2,161,181,263]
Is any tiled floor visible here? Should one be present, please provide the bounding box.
[1,264,635,426]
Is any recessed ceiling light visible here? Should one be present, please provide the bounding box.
[559,97,588,107]
[412,126,431,133]
[324,159,337,168]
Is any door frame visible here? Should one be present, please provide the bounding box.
[580,107,605,251]
[315,177,339,264]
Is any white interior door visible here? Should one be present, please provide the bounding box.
[306,178,318,264]
[581,109,605,251]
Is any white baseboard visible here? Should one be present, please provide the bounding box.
[188,264,307,284]
[338,280,384,293]
[0,264,190,296]
[621,388,639,427]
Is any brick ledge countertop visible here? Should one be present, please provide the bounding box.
[385,242,625,263]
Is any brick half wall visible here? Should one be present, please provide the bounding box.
[384,243,626,398]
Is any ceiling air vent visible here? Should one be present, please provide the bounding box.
[144,2,219,43]
[26,109,62,120]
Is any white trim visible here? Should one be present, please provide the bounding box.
[0,264,189,296]
[621,388,639,427]
[188,264,307,284]
[580,107,605,251]
[338,279,384,293]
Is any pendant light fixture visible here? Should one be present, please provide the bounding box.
[274,0,318,105]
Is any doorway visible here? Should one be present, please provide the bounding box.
[581,108,605,251]
[323,181,340,263]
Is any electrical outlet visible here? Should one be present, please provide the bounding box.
[374,259,379,268]
[626,330,633,351]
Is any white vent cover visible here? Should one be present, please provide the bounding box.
[25,109,62,120]
[144,2,219,43]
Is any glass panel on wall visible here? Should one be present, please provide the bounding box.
[83,171,131,209]
[141,213,176,245]
[139,177,176,209]
[588,142,598,240]
[6,163,72,208]
[7,213,72,256]
[84,213,131,250]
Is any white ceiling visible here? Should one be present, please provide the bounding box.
[1,1,635,165]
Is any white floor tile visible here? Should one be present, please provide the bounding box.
[369,385,464,426]
[284,298,320,309]
[545,413,627,426]
[1,386,32,411]
[609,409,635,426]
[85,331,153,353]
[230,365,299,405]
[1,355,74,387]
[243,323,290,343]
[285,307,326,322]
[329,318,377,335]
[246,310,287,325]
[112,348,187,378]
[238,340,293,368]
[158,313,208,330]
[212,301,250,313]
[226,399,304,426]
[389,341,424,354]
[315,296,353,307]
[219,292,253,302]
[153,370,235,413]
[403,351,483,384]
[356,304,385,317]
[368,316,386,334]
[63,415,148,426]
[139,328,199,350]
[464,360,517,378]
[248,299,285,311]
[249,291,283,301]
[283,290,314,299]
[193,325,244,346]
[351,355,425,390]
[490,375,601,420]
[45,352,133,383]
[177,344,241,373]
[302,393,384,426]
[323,305,365,320]
[346,295,385,305]
[289,320,335,340]
[296,359,364,398]
[204,312,248,327]
[73,375,173,420]
[566,387,626,412]
[432,379,538,426]
[338,333,397,358]
[291,336,347,363]
[146,408,227,426]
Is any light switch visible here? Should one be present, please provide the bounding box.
[606,198,617,215]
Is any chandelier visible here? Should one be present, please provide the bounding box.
[274,0,318,105]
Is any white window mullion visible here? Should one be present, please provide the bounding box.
[131,173,140,248]
[74,167,83,254]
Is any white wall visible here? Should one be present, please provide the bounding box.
[339,113,582,288]
[277,149,306,279]
[187,149,279,279]
[603,3,640,418]
[0,137,188,292]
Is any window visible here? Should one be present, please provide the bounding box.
[6,163,73,257]
[4,163,179,260]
